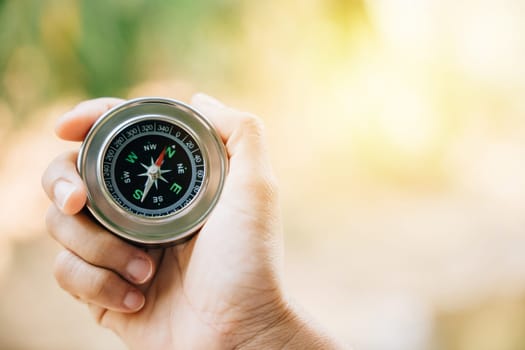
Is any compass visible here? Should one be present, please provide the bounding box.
[77,97,228,246]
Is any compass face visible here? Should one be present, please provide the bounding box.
[77,97,227,246]
[103,119,204,217]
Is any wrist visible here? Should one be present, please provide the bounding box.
[234,297,345,350]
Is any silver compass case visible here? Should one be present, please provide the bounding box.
[77,97,228,246]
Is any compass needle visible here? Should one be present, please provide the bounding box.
[141,177,154,203]
[154,146,167,167]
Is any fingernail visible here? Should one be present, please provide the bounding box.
[126,257,152,284]
[123,290,145,310]
[53,180,76,211]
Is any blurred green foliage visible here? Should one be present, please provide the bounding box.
[0,0,243,120]
[0,0,369,126]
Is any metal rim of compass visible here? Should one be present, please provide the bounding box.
[77,97,228,246]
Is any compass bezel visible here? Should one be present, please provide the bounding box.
[77,97,228,246]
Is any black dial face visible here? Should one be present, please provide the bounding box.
[102,119,205,217]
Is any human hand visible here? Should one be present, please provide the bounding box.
[42,94,343,349]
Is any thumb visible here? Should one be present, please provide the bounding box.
[191,93,275,186]
[191,93,279,233]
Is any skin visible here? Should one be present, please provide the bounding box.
[42,94,344,349]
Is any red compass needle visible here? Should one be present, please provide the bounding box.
[155,146,167,167]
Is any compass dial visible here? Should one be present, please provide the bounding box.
[103,120,204,217]
[77,97,227,246]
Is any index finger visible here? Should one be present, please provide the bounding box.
[56,98,125,141]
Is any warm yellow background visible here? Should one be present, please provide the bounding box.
[1,1,525,349]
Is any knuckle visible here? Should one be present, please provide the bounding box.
[45,206,61,237]
[89,305,109,327]
[237,113,265,136]
[53,250,76,290]
[228,112,268,157]
[88,232,131,269]
[84,269,112,301]
[53,250,117,304]
[85,235,109,264]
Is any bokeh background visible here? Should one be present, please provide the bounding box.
[1,0,525,349]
